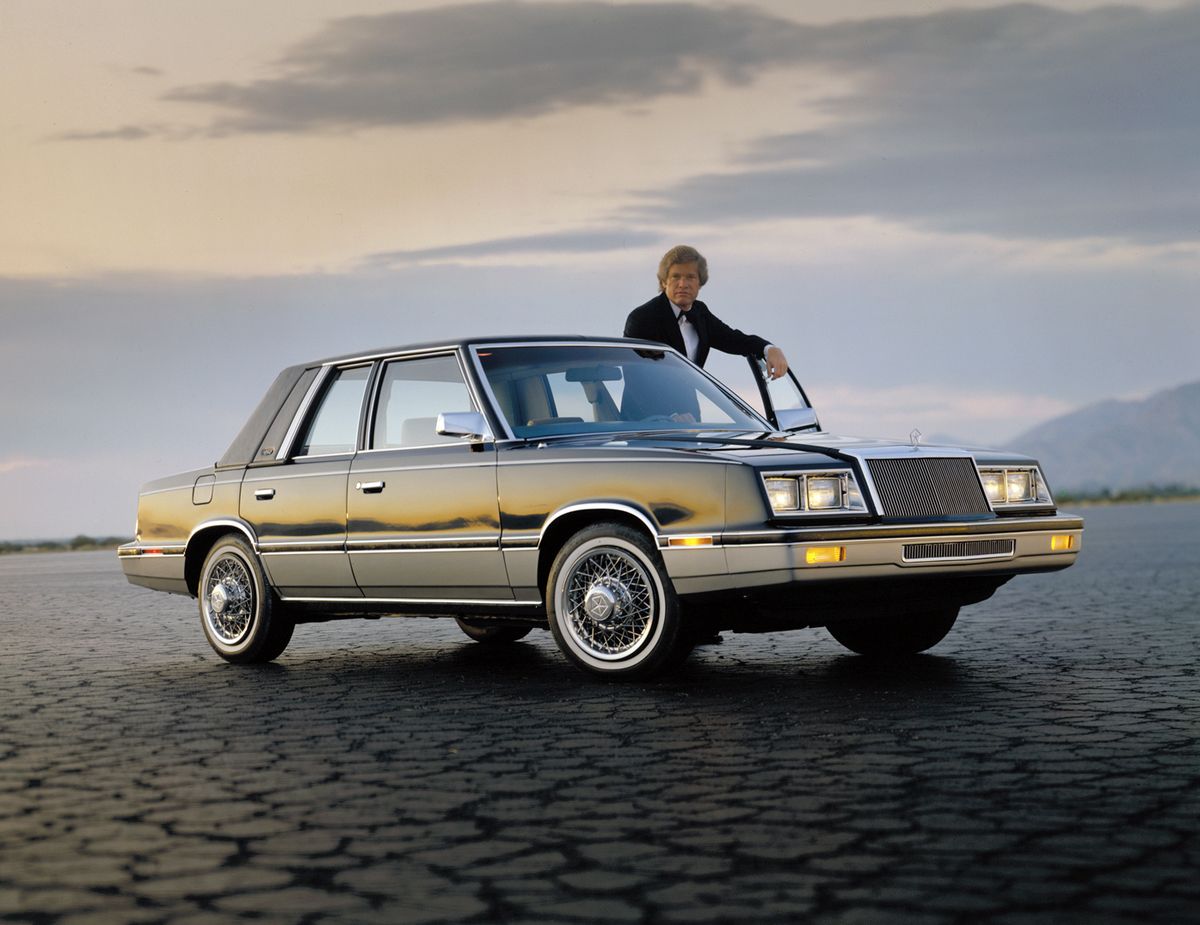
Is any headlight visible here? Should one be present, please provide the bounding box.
[764,477,801,512]
[763,471,868,516]
[1006,470,1033,502]
[806,476,843,510]
[980,470,1005,503]
[978,466,1053,508]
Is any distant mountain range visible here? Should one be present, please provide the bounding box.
[1005,380,1200,494]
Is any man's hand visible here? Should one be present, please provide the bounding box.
[765,345,789,380]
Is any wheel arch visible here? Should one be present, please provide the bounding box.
[536,503,660,599]
[185,520,259,597]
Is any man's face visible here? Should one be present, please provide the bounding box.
[662,262,701,310]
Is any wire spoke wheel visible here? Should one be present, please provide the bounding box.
[548,523,683,677]
[202,554,256,645]
[563,548,654,659]
[197,535,294,663]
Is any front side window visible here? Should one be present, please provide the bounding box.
[372,354,475,449]
[294,365,371,457]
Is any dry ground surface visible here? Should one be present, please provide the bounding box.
[1,502,1198,924]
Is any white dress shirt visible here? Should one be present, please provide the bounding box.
[670,303,701,362]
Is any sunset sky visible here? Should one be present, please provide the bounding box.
[3,0,1198,539]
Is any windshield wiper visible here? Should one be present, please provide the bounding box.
[521,429,857,465]
[617,431,859,464]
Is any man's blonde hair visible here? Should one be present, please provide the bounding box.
[657,245,709,290]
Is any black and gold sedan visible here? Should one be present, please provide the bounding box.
[119,337,1082,677]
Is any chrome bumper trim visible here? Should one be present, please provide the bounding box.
[117,544,186,558]
[722,514,1083,546]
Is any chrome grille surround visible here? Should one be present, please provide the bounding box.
[865,456,992,519]
[902,539,1015,562]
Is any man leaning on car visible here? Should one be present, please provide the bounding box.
[625,244,789,379]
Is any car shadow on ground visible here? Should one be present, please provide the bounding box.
[120,630,977,723]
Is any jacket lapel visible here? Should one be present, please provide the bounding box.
[657,294,687,354]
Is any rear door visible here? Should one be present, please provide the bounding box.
[241,364,370,598]
[347,352,509,601]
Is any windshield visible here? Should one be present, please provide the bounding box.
[475,344,770,439]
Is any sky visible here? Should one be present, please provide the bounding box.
[2,0,1198,539]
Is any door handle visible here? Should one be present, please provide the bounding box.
[254,488,276,500]
[356,481,386,494]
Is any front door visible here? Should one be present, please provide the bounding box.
[747,357,821,432]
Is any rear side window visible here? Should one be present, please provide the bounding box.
[294,365,371,457]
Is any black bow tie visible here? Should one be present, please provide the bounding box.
[678,312,690,323]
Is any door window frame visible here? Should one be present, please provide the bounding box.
[280,362,377,461]
[360,349,488,454]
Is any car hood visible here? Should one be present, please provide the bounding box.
[533,429,1021,469]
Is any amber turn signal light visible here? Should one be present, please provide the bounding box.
[667,536,714,548]
[805,546,846,565]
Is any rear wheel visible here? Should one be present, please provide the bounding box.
[826,607,959,657]
[198,535,294,663]
[547,523,685,678]
[455,617,532,644]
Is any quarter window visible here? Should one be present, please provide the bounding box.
[372,355,475,449]
[294,365,371,457]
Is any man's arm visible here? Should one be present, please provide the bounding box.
[703,308,768,358]
[705,309,789,379]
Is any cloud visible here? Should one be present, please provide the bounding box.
[46,2,1200,248]
[365,227,663,267]
[635,3,1200,245]
[53,125,159,142]
[160,1,802,133]
[0,456,50,476]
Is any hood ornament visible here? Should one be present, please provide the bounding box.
[909,428,922,450]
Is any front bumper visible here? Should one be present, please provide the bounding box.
[662,514,1083,595]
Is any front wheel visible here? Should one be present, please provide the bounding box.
[826,607,959,657]
[547,523,685,678]
[198,535,294,663]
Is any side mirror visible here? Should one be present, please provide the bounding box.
[775,407,821,432]
[436,411,492,442]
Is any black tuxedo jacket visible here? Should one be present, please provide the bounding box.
[624,292,769,368]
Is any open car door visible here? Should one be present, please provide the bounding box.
[747,357,822,433]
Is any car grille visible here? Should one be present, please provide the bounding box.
[866,457,992,518]
[903,539,1015,562]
